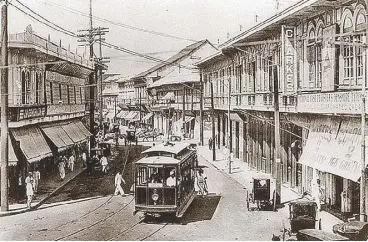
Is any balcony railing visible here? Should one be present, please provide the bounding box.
[9,31,93,69]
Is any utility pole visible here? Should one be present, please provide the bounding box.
[360,34,367,222]
[0,0,8,212]
[77,0,109,155]
[210,81,216,161]
[139,90,142,124]
[99,28,103,137]
[228,71,231,174]
[273,65,281,211]
[199,72,204,146]
[182,88,186,137]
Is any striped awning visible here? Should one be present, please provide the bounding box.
[40,125,74,152]
[12,126,52,163]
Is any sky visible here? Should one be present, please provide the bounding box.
[8,0,300,77]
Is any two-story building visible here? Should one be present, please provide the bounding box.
[3,25,93,198]
[197,0,368,218]
[134,40,217,138]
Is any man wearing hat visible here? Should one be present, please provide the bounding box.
[166,170,176,187]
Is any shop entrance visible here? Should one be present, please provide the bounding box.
[335,176,343,210]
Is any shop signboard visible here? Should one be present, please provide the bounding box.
[298,118,367,182]
[282,25,297,94]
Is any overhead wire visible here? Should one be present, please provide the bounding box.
[9,1,198,72]
[39,0,199,43]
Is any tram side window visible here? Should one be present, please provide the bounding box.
[137,166,148,185]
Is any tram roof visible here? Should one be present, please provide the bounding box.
[142,142,191,155]
[135,156,181,165]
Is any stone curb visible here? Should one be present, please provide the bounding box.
[0,168,86,217]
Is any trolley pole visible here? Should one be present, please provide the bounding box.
[273,65,281,211]
[360,34,367,222]
[210,81,216,161]
[0,0,8,212]
[88,0,96,153]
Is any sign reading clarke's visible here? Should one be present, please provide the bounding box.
[283,26,296,94]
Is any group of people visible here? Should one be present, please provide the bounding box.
[57,152,77,181]
[25,169,41,209]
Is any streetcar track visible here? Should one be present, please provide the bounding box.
[106,218,144,241]
[140,223,169,241]
[47,146,133,234]
[55,196,135,241]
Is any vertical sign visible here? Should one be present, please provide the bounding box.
[282,26,297,94]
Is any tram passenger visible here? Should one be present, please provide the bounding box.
[150,168,162,183]
[166,170,176,187]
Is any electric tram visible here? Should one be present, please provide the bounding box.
[134,141,198,218]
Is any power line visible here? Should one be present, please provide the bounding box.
[14,0,76,37]
[10,2,197,72]
[39,0,199,43]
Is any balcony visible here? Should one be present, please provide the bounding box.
[9,30,93,69]
[204,92,297,112]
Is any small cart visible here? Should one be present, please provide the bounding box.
[247,175,273,211]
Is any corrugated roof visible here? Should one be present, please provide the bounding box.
[133,40,208,79]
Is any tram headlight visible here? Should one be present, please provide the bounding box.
[152,189,159,202]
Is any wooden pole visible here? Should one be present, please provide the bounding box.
[211,82,216,161]
[0,0,8,212]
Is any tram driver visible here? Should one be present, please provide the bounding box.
[149,168,162,183]
[166,170,176,187]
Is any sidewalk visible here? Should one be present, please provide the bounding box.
[0,162,86,217]
[197,145,343,233]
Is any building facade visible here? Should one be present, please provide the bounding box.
[197,0,368,218]
[133,40,217,138]
[2,25,92,198]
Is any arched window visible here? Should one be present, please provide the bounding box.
[307,25,316,89]
[342,15,354,85]
[316,24,323,88]
[21,71,26,104]
[26,71,31,104]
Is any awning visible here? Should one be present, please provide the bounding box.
[298,118,362,182]
[184,116,195,123]
[11,126,52,163]
[148,67,198,89]
[125,111,139,120]
[116,110,129,119]
[40,125,74,152]
[225,112,244,122]
[142,112,153,121]
[75,121,92,137]
[105,111,116,120]
[162,92,175,101]
[61,121,87,143]
[0,137,18,166]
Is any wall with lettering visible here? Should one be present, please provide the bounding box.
[282,26,297,94]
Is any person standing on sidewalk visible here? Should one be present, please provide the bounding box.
[100,155,108,173]
[208,137,213,150]
[69,153,75,172]
[114,171,126,196]
[32,169,40,194]
[82,151,87,168]
[58,156,66,181]
[197,169,208,197]
[25,172,34,209]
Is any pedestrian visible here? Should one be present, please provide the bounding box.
[25,172,34,209]
[114,171,126,196]
[197,169,208,197]
[58,157,66,181]
[32,168,41,193]
[208,137,213,150]
[100,154,108,173]
[311,176,322,211]
[69,153,75,172]
[82,151,87,168]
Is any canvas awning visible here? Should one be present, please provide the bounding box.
[125,111,139,120]
[11,126,52,163]
[61,121,88,143]
[116,110,129,119]
[75,121,92,137]
[40,125,74,152]
[142,112,153,121]
[298,118,362,182]
[225,112,244,122]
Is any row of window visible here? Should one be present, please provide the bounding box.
[46,82,84,105]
